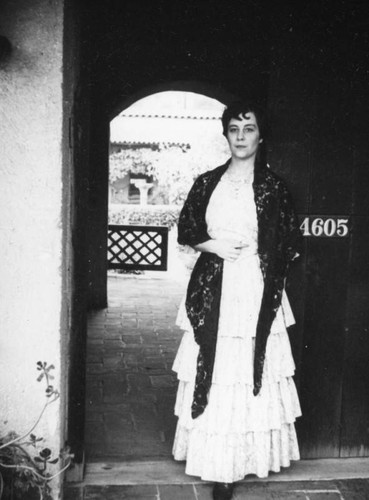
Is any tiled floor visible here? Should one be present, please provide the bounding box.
[85,273,185,461]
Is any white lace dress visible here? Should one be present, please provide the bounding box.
[172,173,301,483]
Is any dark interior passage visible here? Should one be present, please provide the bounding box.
[85,274,185,460]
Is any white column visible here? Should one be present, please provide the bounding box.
[130,179,153,205]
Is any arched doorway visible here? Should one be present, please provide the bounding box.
[84,89,233,463]
[86,83,240,311]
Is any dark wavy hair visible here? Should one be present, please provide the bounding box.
[221,101,268,139]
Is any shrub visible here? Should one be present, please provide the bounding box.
[109,205,181,230]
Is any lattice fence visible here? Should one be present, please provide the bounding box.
[107,224,169,271]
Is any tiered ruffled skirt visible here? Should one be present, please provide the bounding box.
[172,253,301,483]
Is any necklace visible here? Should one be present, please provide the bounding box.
[222,170,254,198]
[223,169,254,185]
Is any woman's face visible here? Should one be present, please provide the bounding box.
[226,112,263,161]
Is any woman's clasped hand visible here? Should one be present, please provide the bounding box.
[194,238,249,262]
[211,239,248,262]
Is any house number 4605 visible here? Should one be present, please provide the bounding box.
[299,216,350,238]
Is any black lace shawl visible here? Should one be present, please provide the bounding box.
[177,159,302,419]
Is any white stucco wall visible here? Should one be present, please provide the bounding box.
[0,0,65,485]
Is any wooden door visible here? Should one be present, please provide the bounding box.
[269,60,369,459]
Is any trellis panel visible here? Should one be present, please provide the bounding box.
[107,225,168,271]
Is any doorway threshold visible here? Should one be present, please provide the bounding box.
[82,457,369,486]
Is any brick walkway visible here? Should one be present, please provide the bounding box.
[65,274,369,499]
[84,273,185,461]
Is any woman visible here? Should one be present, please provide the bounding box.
[172,102,303,500]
